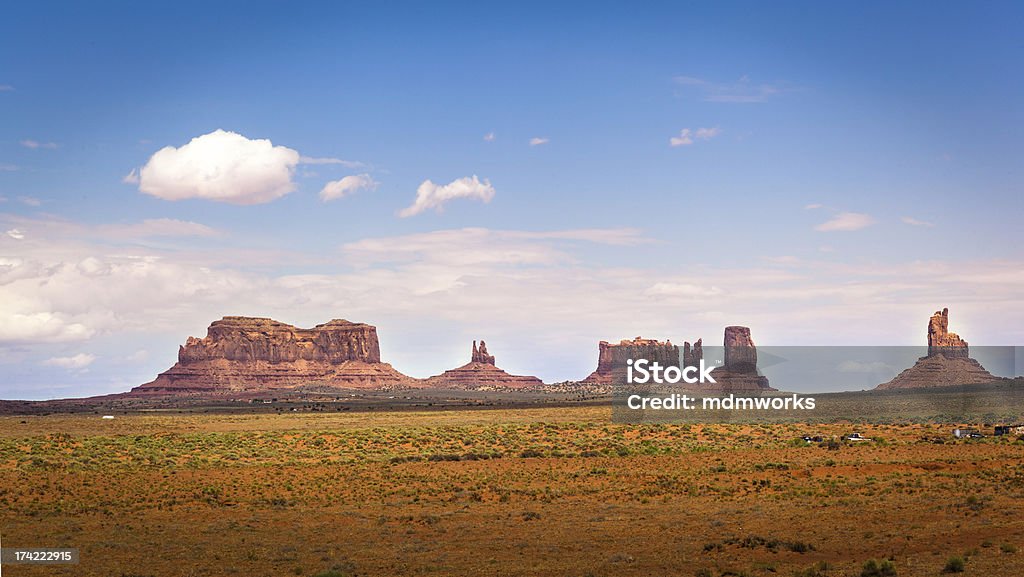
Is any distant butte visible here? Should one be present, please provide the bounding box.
[130,316,417,396]
[423,340,543,390]
[580,329,775,392]
[876,308,1002,389]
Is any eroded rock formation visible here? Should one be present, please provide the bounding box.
[582,337,680,385]
[877,308,1000,389]
[699,326,774,392]
[927,308,969,358]
[131,316,417,395]
[424,340,542,390]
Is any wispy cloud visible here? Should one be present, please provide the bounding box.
[815,212,876,232]
[529,137,549,146]
[43,353,96,370]
[483,132,496,142]
[299,156,366,169]
[901,216,935,227]
[0,165,17,172]
[19,196,42,207]
[5,229,25,240]
[670,127,720,147]
[674,75,793,103]
[399,175,495,217]
[319,173,379,201]
[804,203,823,210]
[0,85,13,92]
[20,140,59,150]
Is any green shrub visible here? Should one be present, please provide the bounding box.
[860,558,896,577]
[942,556,965,573]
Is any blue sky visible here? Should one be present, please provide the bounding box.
[1,2,1022,398]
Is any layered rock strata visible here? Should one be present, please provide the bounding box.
[132,316,417,395]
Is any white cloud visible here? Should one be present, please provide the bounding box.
[398,175,495,217]
[6,229,24,240]
[674,75,791,103]
[815,212,876,232]
[19,196,41,207]
[43,353,96,370]
[135,129,301,205]
[0,165,18,172]
[804,203,823,210]
[0,85,13,92]
[670,127,720,147]
[99,218,219,238]
[319,174,379,202]
[484,132,496,142]
[901,216,935,227]
[122,168,140,185]
[299,156,366,169]
[529,137,549,146]
[20,140,59,150]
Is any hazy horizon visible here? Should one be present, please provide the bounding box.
[2,2,1023,399]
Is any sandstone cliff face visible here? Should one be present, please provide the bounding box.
[699,326,774,392]
[582,337,680,385]
[877,307,1000,389]
[423,340,542,390]
[927,308,969,359]
[131,316,417,395]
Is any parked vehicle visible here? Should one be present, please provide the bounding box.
[845,433,870,441]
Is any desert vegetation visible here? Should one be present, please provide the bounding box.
[1,408,1022,576]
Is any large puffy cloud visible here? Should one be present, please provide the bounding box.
[135,130,301,205]
[43,353,96,369]
[398,175,495,217]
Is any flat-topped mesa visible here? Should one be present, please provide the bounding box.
[178,316,381,364]
[424,340,542,390]
[131,316,417,396]
[582,336,680,385]
[927,308,969,359]
[877,307,1000,389]
[703,326,774,392]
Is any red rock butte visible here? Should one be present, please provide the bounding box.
[423,340,543,390]
[581,329,775,392]
[876,308,1001,389]
[130,316,417,396]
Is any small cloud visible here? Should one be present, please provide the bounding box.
[399,175,495,217]
[815,212,876,232]
[804,203,823,210]
[6,229,24,240]
[136,129,301,205]
[674,75,792,103]
[20,139,59,150]
[320,173,379,201]
[670,127,720,147]
[529,137,549,146]
[299,156,366,169]
[101,218,220,238]
[43,353,96,370]
[124,349,149,363]
[19,196,41,207]
[0,84,13,92]
[0,164,18,172]
[838,360,892,373]
[122,168,140,184]
[483,132,496,142]
[765,255,801,266]
[901,216,935,227]
[645,282,723,298]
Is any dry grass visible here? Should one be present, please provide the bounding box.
[1,408,1023,576]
